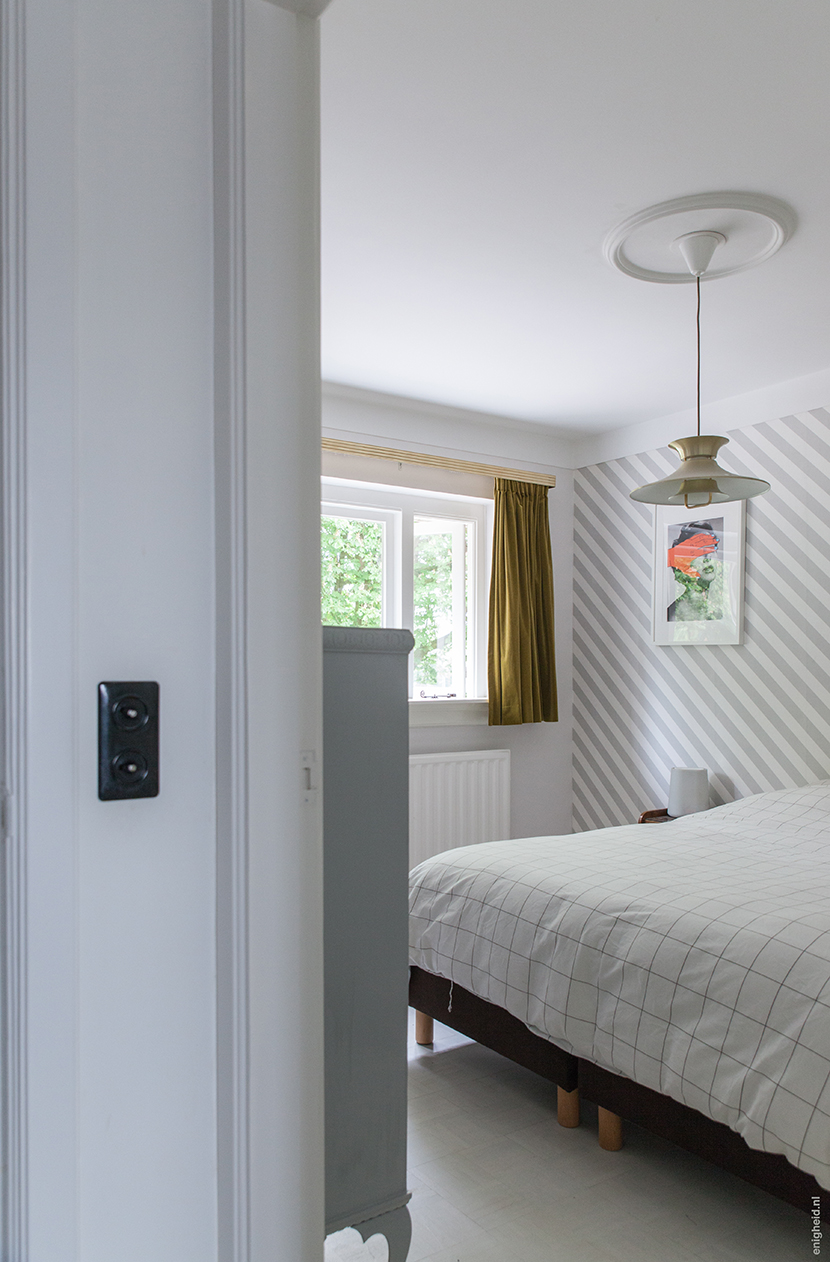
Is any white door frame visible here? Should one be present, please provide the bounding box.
[2,0,332,1257]
[214,1,330,1256]
[2,0,30,1253]
[2,0,80,1254]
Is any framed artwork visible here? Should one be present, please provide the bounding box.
[652,501,745,645]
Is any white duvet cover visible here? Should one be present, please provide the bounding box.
[409,781,830,1188]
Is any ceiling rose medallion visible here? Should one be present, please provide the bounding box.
[602,192,794,507]
[603,191,795,284]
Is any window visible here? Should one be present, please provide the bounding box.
[321,479,491,699]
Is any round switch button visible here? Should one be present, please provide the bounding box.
[112,695,149,731]
[111,749,149,786]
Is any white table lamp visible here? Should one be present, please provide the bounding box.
[668,767,709,817]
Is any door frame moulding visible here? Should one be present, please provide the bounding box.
[2,0,328,1254]
[1,0,28,1251]
[213,0,250,1255]
[214,1,329,1259]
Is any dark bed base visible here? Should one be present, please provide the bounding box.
[409,966,825,1216]
[409,962,577,1092]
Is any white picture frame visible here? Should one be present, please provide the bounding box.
[652,501,745,646]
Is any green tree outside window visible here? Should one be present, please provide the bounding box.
[321,516,383,627]
[413,529,453,687]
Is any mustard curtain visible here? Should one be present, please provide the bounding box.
[488,478,558,726]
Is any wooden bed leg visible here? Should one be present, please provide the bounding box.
[557,1086,580,1128]
[415,1011,434,1045]
[598,1107,623,1151]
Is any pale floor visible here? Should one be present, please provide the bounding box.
[406,1015,813,1262]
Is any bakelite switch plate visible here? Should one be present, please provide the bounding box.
[98,681,159,800]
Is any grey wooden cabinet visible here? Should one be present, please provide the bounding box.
[323,626,414,1261]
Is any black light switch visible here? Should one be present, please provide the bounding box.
[98,681,159,800]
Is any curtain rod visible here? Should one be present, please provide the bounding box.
[321,437,556,488]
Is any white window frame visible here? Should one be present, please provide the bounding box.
[321,478,492,703]
[321,501,402,627]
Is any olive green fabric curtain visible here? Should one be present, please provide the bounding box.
[488,478,558,726]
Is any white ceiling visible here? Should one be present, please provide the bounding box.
[320,0,830,441]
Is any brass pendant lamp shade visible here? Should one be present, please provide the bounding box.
[628,230,771,509]
[630,435,770,509]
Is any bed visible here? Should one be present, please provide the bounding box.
[409,780,830,1213]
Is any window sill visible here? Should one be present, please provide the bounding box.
[408,699,489,728]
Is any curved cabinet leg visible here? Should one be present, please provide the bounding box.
[415,1011,434,1045]
[370,1203,412,1261]
[557,1086,580,1128]
[325,1204,412,1262]
[598,1106,623,1151]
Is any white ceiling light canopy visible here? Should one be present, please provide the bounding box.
[612,196,790,508]
[674,230,725,277]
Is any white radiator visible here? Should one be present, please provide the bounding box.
[409,749,511,869]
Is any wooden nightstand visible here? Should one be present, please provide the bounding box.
[638,808,671,824]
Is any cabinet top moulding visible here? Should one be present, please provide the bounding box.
[323,627,416,655]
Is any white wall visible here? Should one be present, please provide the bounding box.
[79,2,216,1255]
[323,386,574,838]
[324,380,575,469]
[23,0,218,1253]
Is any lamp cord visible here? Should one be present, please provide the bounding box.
[691,273,696,436]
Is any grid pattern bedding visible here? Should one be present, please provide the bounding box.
[409,781,830,1188]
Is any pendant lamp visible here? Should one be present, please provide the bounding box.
[629,230,771,509]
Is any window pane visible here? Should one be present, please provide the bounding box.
[321,515,384,627]
[413,517,471,697]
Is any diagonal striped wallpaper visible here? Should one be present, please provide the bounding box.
[572,407,830,832]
